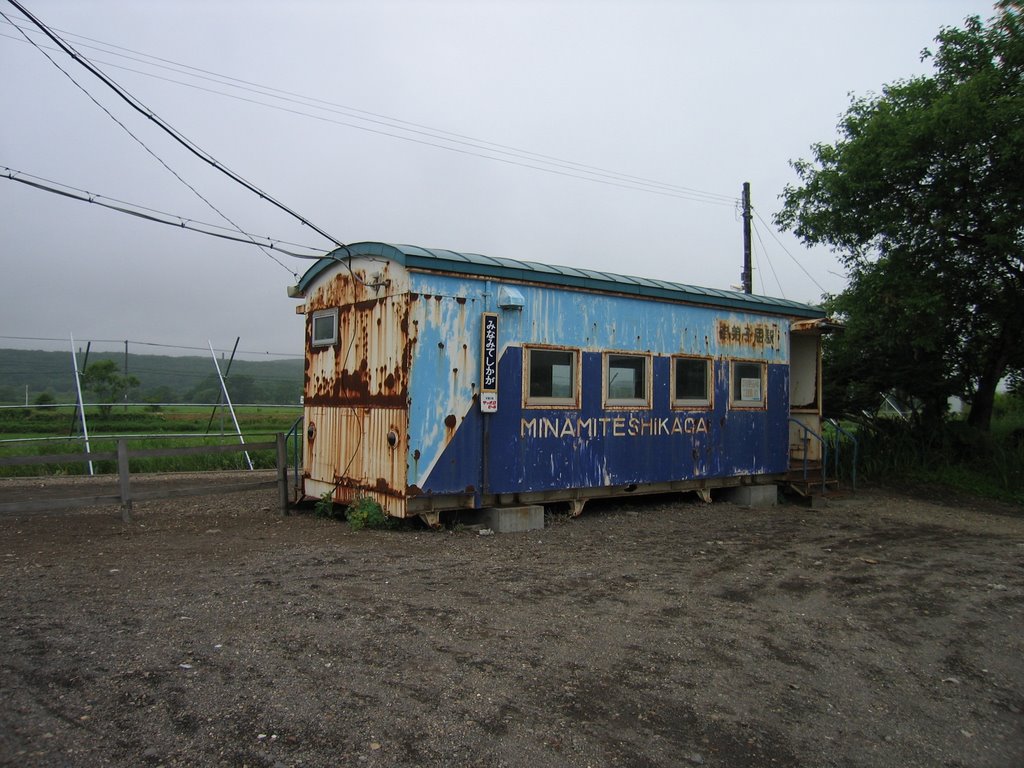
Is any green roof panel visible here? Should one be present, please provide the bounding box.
[296,241,825,319]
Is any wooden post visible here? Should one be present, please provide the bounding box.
[741,182,753,294]
[117,438,132,523]
[276,432,289,516]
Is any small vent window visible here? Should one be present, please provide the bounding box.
[312,309,338,347]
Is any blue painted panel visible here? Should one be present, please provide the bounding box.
[404,271,795,502]
[401,272,790,360]
[420,346,791,500]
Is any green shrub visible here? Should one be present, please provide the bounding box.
[848,416,1024,504]
[314,490,340,519]
[345,496,392,531]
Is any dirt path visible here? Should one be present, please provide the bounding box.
[1,484,1022,767]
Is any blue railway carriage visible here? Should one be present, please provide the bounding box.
[290,242,829,523]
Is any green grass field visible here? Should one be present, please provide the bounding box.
[0,404,303,476]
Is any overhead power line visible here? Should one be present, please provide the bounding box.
[0,335,303,358]
[0,13,737,207]
[752,209,828,296]
[750,217,785,298]
[1,166,326,259]
[1,8,309,276]
[5,0,351,254]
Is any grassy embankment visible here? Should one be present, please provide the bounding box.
[0,404,302,476]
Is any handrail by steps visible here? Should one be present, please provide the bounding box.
[286,415,304,502]
[788,418,828,495]
[826,418,859,492]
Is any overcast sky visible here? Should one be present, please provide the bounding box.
[0,0,999,361]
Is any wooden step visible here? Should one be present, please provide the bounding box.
[786,477,841,498]
[786,462,840,497]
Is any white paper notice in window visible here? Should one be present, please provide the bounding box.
[740,377,762,402]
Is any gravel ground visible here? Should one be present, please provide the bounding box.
[0,478,1022,767]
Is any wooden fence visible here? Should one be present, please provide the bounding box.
[0,434,290,521]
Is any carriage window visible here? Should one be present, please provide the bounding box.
[673,357,711,407]
[312,309,338,347]
[731,361,766,408]
[605,353,650,407]
[526,348,578,406]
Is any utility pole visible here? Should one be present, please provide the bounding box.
[124,339,129,411]
[741,182,753,294]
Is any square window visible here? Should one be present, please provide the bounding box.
[673,357,711,407]
[526,348,577,406]
[605,354,649,407]
[731,361,766,408]
[312,309,338,347]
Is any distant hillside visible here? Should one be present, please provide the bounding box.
[0,349,303,405]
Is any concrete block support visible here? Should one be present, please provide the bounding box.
[724,484,778,508]
[479,505,545,533]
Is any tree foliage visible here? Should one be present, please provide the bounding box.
[777,2,1024,430]
[81,359,140,417]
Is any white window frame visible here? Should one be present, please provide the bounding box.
[672,356,712,409]
[604,353,651,408]
[311,308,338,347]
[730,360,767,409]
[524,347,579,408]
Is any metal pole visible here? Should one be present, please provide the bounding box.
[124,340,129,411]
[69,341,91,436]
[206,336,239,434]
[208,340,253,470]
[741,182,753,294]
[70,333,94,476]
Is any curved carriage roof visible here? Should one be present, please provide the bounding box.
[296,241,825,319]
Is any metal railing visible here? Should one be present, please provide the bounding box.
[826,419,859,492]
[286,415,304,502]
[789,418,829,494]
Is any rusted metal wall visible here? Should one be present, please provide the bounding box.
[300,259,413,517]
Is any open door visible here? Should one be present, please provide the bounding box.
[789,319,826,464]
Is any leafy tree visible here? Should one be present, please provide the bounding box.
[143,385,178,404]
[184,373,260,404]
[33,392,56,408]
[81,359,140,417]
[777,2,1024,430]
[184,374,221,404]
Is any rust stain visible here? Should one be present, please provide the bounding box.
[372,477,401,497]
[302,259,410,515]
